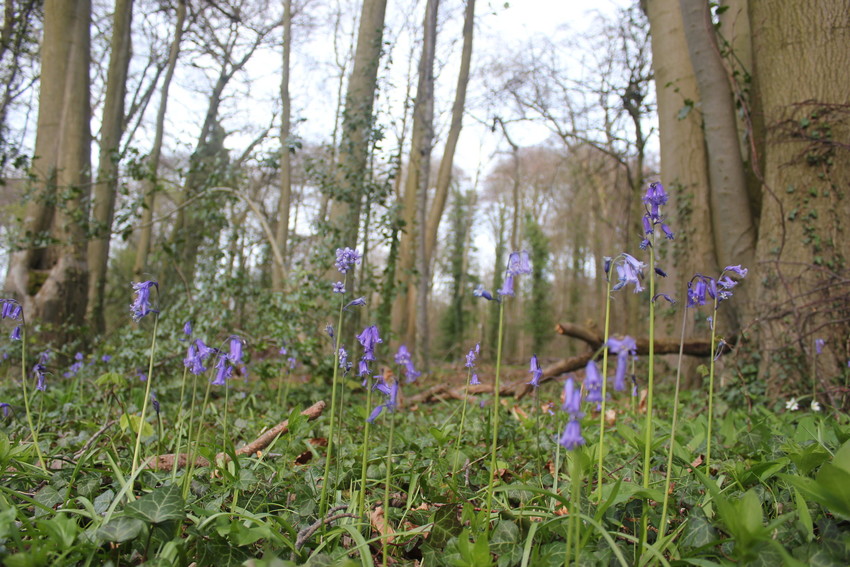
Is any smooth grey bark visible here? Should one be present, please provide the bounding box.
[680,0,755,285]
[272,0,292,291]
[4,0,91,333]
[87,0,133,332]
[132,0,186,279]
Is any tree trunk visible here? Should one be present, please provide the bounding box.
[133,0,186,279]
[4,0,91,334]
[272,0,292,291]
[645,0,718,385]
[424,0,474,266]
[749,0,850,403]
[327,0,388,251]
[87,0,133,333]
[680,0,756,327]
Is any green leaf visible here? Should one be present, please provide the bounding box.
[814,463,850,519]
[119,413,153,438]
[95,515,144,543]
[125,484,185,524]
[36,514,79,549]
[95,371,126,387]
[490,520,522,567]
[680,507,718,550]
[430,505,462,549]
[830,439,850,472]
[794,488,814,542]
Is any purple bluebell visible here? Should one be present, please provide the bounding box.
[561,377,583,416]
[640,182,673,244]
[335,247,361,273]
[183,321,192,336]
[653,292,676,304]
[558,419,585,450]
[0,403,10,417]
[394,344,420,383]
[137,369,147,382]
[507,250,533,276]
[470,373,481,385]
[723,265,748,277]
[344,297,366,311]
[584,360,603,403]
[32,363,47,391]
[10,326,21,341]
[151,392,161,416]
[279,344,288,356]
[38,350,50,364]
[654,266,668,278]
[102,354,112,363]
[326,324,334,339]
[0,299,21,320]
[612,254,645,293]
[608,336,637,392]
[288,357,297,370]
[211,354,233,385]
[528,354,543,387]
[367,379,399,423]
[64,353,84,378]
[465,344,480,368]
[184,344,207,375]
[333,281,345,294]
[339,347,349,368]
[474,284,496,301]
[497,273,516,297]
[815,339,825,355]
[603,257,613,276]
[356,325,382,361]
[227,336,244,365]
[130,281,158,321]
[687,277,708,308]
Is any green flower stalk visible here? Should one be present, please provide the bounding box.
[129,281,159,486]
[452,343,480,474]
[660,304,687,540]
[596,260,615,504]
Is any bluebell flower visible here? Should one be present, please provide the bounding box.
[507,250,533,275]
[558,419,585,450]
[367,379,399,423]
[333,281,345,294]
[612,254,645,293]
[184,344,207,375]
[32,362,47,391]
[356,325,382,360]
[394,344,420,382]
[335,247,361,273]
[528,354,543,387]
[211,354,233,385]
[815,339,825,355]
[358,359,370,378]
[497,273,516,297]
[687,277,708,308]
[0,403,10,418]
[130,281,158,321]
[288,357,297,370]
[102,354,112,363]
[473,284,496,301]
[227,336,244,365]
[339,347,349,368]
[561,377,583,416]
[584,360,603,403]
[470,373,480,385]
[607,336,637,392]
[0,299,22,320]
[151,392,161,416]
[723,265,748,277]
[344,297,366,311]
[10,326,21,341]
[326,324,334,339]
[465,344,479,368]
[640,182,673,244]
[183,320,192,336]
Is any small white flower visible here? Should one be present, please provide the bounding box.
[811,400,821,412]
[786,398,799,411]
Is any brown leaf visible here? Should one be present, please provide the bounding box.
[293,450,313,465]
[511,405,529,421]
[370,505,394,544]
[605,408,617,426]
[638,388,648,413]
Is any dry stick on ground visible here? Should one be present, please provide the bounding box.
[408,322,736,404]
[144,400,326,471]
[294,505,356,552]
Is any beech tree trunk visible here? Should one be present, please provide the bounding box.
[327,0,388,251]
[87,0,133,333]
[4,0,91,334]
[132,0,186,279]
[272,0,292,291]
[749,0,850,403]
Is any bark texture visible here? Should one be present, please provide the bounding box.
[272,0,292,291]
[4,0,91,333]
[87,0,133,332]
[749,0,850,402]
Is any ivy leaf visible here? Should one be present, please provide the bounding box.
[95,515,144,544]
[125,484,185,524]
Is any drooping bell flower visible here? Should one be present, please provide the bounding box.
[130,281,158,321]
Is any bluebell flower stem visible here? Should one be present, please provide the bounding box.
[596,273,614,504]
[381,409,396,567]
[452,367,473,474]
[222,376,230,458]
[706,296,719,473]
[184,377,212,500]
[171,366,190,483]
[19,321,47,474]
[552,410,562,511]
[485,299,506,531]
[358,381,373,522]
[660,305,688,540]
[130,313,159,488]
[566,448,582,566]
[639,244,656,555]
[319,275,347,521]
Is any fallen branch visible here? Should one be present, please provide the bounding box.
[144,400,326,470]
[555,321,735,356]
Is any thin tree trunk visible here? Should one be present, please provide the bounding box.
[133,0,186,279]
[272,0,292,291]
[680,0,755,324]
[424,0,474,267]
[87,0,133,333]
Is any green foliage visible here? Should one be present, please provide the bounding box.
[524,214,552,354]
[439,189,475,359]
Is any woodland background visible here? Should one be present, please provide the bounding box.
[1,0,848,403]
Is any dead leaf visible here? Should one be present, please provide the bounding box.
[511,405,529,420]
[370,506,394,544]
[605,408,617,426]
[638,388,648,413]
